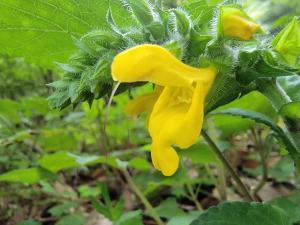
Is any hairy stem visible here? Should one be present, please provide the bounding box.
[201,130,255,201]
[252,128,269,196]
[216,164,227,201]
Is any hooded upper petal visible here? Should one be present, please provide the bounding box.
[111,44,214,86]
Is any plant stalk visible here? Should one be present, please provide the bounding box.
[122,169,165,225]
[186,182,203,211]
[201,130,255,201]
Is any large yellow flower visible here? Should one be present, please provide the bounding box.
[111,44,216,176]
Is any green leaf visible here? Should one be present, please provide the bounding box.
[128,157,151,171]
[178,142,218,164]
[269,192,300,224]
[210,108,298,156]
[190,201,289,225]
[55,213,85,225]
[49,201,77,217]
[278,75,300,102]
[167,212,201,225]
[280,102,300,148]
[180,0,218,26]
[38,151,98,173]
[91,184,124,221]
[78,185,101,199]
[280,102,300,119]
[171,8,192,37]
[209,91,277,137]
[0,0,109,68]
[123,0,154,25]
[269,156,295,182]
[115,210,143,225]
[237,50,297,85]
[155,198,186,219]
[0,99,21,124]
[37,129,78,152]
[272,17,300,69]
[0,168,55,184]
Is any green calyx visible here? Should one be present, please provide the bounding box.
[273,17,300,69]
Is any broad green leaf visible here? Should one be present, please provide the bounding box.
[0,0,109,68]
[269,192,300,224]
[209,91,277,137]
[178,143,218,164]
[155,198,186,219]
[128,157,151,171]
[115,210,143,225]
[190,201,289,225]
[38,151,120,173]
[0,168,54,184]
[38,151,98,173]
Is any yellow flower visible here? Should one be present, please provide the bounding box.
[220,6,260,40]
[111,44,216,176]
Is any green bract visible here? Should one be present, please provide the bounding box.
[273,17,300,69]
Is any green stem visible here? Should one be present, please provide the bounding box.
[252,128,269,196]
[201,130,255,201]
[216,164,227,201]
[122,169,165,225]
[257,78,300,182]
[186,182,203,211]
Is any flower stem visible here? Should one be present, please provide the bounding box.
[122,169,165,225]
[201,130,255,201]
[186,182,203,211]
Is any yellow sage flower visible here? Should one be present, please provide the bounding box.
[111,44,216,176]
[220,6,260,40]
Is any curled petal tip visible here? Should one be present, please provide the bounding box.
[151,143,179,176]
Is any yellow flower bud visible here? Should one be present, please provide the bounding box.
[219,6,260,40]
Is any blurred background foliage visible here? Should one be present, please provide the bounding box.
[0,0,299,225]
